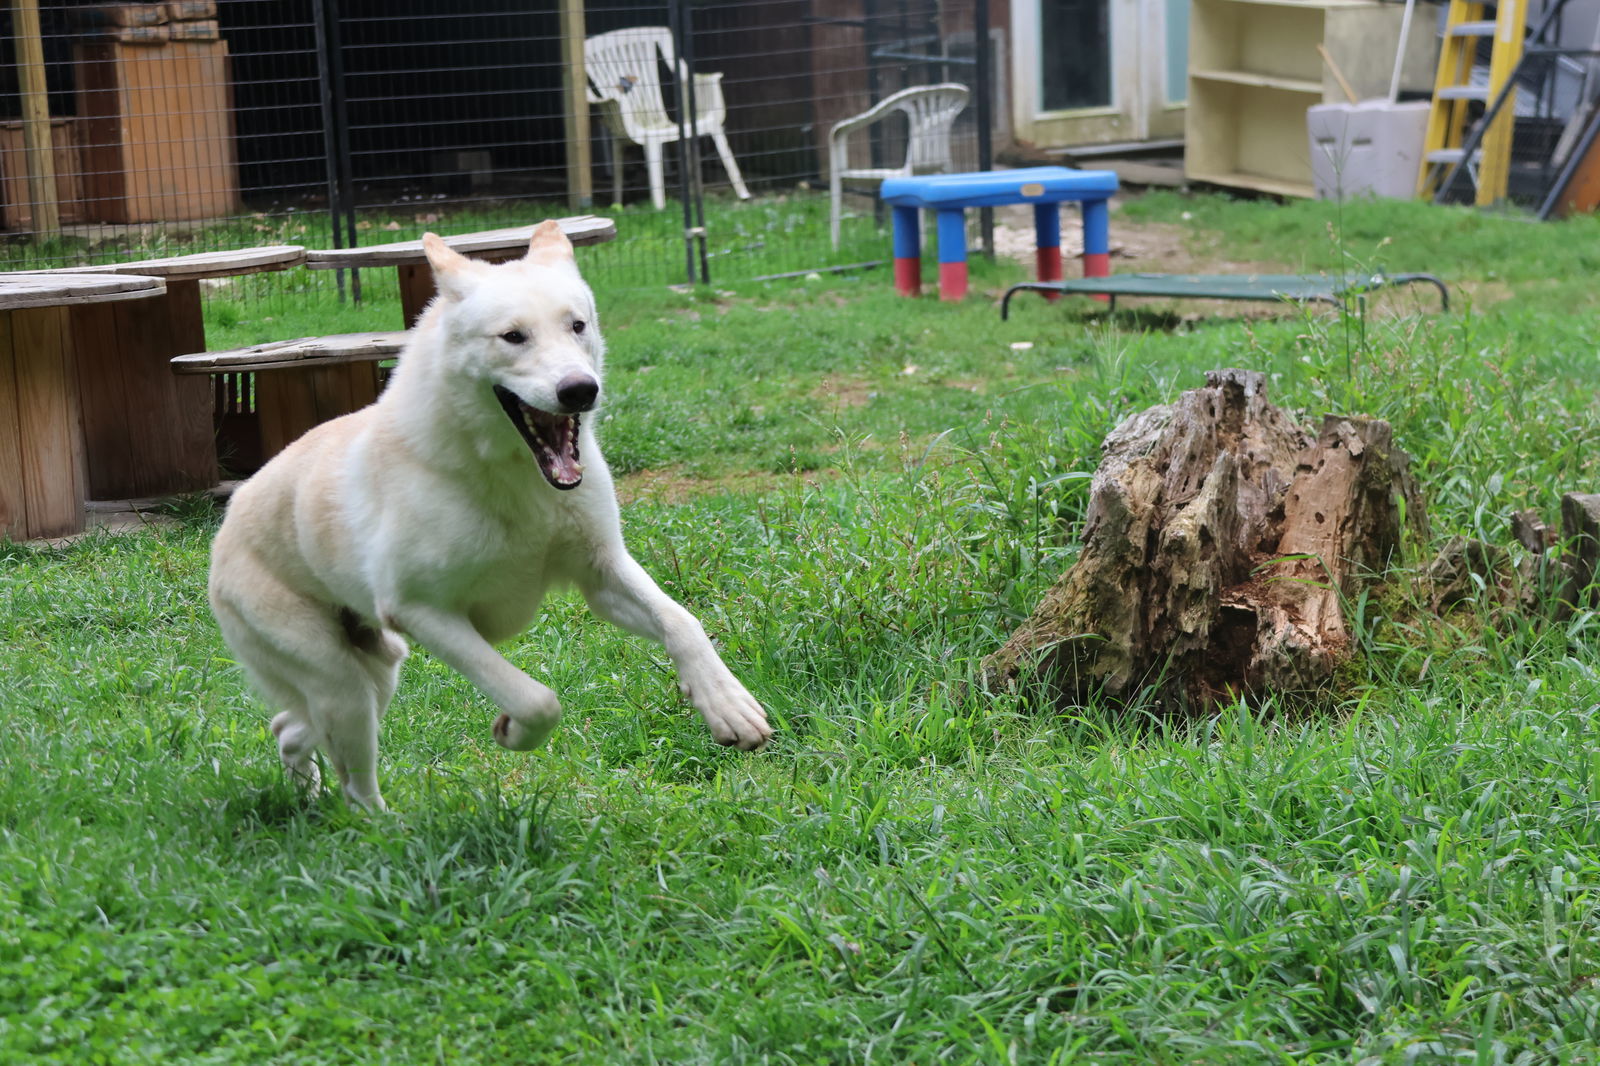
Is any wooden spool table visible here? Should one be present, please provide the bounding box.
[172,217,619,470]
[170,332,409,461]
[0,272,165,540]
[304,216,618,327]
[52,245,306,499]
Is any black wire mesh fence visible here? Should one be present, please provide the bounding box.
[1,0,996,302]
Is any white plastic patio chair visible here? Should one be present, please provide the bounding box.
[584,26,752,210]
[829,83,970,249]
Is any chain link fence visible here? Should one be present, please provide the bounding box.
[2,0,997,296]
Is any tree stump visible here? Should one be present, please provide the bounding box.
[1558,493,1600,619]
[981,369,1428,711]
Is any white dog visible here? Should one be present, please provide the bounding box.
[209,221,772,811]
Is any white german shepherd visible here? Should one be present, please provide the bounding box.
[209,221,772,811]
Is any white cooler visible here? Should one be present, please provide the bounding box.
[1307,100,1431,201]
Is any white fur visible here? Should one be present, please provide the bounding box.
[209,222,772,811]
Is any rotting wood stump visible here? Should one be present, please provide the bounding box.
[981,369,1428,711]
[1427,492,1600,618]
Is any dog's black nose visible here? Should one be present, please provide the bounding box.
[556,375,599,412]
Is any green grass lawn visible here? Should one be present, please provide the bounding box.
[4,191,1600,1063]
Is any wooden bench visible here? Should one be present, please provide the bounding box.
[43,245,307,499]
[304,216,617,327]
[171,331,407,467]
[174,219,618,473]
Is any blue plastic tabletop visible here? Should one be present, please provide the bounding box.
[880,166,1119,208]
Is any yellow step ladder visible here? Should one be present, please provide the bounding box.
[1417,0,1529,204]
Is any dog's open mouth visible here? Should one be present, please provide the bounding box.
[493,385,582,490]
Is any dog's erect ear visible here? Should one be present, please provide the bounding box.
[422,233,479,302]
[525,220,575,267]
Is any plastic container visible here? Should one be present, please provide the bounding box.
[1307,100,1430,200]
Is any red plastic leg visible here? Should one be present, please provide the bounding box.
[1083,251,1111,304]
[938,261,968,302]
[894,257,922,296]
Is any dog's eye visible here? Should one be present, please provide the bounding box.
[500,330,526,345]
[572,320,586,335]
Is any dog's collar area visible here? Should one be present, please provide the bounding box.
[493,385,583,490]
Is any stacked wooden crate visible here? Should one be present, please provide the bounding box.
[0,119,85,230]
[74,1,240,223]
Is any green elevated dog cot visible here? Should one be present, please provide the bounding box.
[1000,272,1449,319]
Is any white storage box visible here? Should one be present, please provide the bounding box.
[1307,100,1430,200]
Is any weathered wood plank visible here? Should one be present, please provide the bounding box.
[0,311,27,537]
[256,368,317,460]
[162,278,218,487]
[170,331,408,374]
[303,216,616,269]
[69,300,137,499]
[1559,492,1600,618]
[397,264,435,328]
[254,363,380,459]
[50,244,305,280]
[11,305,84,538]
[0,272,164,309]
[114,292,188,497]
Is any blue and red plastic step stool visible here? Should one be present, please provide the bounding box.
[879,166,1119,301]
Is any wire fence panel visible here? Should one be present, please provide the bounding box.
[1,0,992,297]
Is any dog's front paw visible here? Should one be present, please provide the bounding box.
[685,674,773,751]
[493,711,553,752]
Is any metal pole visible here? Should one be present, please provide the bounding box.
[672,0,697,281]
[322,0,360,302]
[865,0,883,170]
[678,1,710,283]
[312,0,347,301]
[975,0,993,257]
[669,0,698,285]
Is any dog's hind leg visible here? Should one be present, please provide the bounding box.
[318,609,408,811]
[232,655,323,794]
[213,603,326,794]
[214,575,407,812]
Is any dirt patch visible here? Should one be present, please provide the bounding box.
[615,467,800,506]
[811,374,875,408]
[990,199,1287,277]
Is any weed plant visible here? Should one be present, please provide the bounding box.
[3,193,1600,1063]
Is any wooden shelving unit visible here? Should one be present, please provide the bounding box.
[1185,0,1436,197]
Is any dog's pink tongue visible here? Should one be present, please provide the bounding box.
[549,451,582,485]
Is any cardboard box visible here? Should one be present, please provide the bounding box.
[165,0,217,19]
[169,20,219,41]
[87,3,167,27]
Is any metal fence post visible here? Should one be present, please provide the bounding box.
[976,0,994,259]
[668,0,698,286]
[313,0,359,302]
[678,0,710,284]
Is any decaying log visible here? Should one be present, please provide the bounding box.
[1425,536,1509,612]
[1558,493,1600,618]
[1422,493,1600,618]
[981,369,1427,711]
[1511,509,1555,554]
